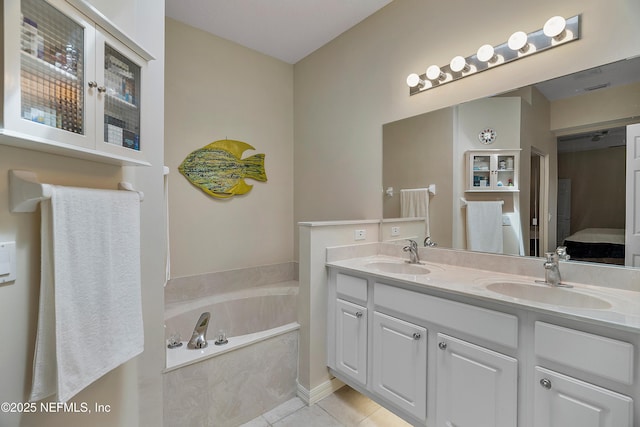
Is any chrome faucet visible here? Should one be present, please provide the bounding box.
[424,236,437,247]
[403,239,421,264]
[187,312,211,349]
[555,245,570,261]
[537,252,572,288]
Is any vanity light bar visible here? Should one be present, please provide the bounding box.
[407,15,581,96]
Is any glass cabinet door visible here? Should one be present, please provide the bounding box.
[496,154,516,188]
[472,154,492,188]
[102,43,141,151]
[20,0,85,135]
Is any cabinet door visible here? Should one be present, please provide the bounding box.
[95,32,146,160]
[372,312,427,421]
[470,153,493,189]
[534,367,633,427]
[495,153,517,189]
[436,333,517,427]
[335,299,367,385]
[7,0,96,148]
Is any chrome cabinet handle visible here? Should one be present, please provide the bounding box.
[355,311,363,318]
[88,81,98,88]
[540,378,552,389]
[97,86,107,93]
[413,332,421,340]
[438,341,447,350]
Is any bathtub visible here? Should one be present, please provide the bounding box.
[163,282,299,427]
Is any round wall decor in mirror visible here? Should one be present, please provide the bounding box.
[478,128,497,144]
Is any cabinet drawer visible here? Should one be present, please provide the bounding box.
[374,283,518,349]
[337,273,367,305]
[535,322,634,385]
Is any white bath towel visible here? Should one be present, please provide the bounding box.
[465,201,504,254]
[400,188,431,237]
[30,186,144,402]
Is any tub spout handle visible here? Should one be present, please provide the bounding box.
[187,312,210,349]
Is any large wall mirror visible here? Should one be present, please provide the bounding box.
[383,56,640,269]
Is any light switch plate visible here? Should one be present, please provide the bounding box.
[0,242,16,284]
[391,226,400,236]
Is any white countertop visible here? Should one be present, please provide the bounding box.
[327,255,640,333]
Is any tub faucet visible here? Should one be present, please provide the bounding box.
[187,312,210,349]
[536,252,572,288]
[403,239,420,264]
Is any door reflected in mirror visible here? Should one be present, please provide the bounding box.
[382,57,640,268]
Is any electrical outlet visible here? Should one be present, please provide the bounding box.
[391,226,400,236]
[354,229,366,241]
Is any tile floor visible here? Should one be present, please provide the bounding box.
[241,386,412,427]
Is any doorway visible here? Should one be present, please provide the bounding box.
[556,126,627,264]
[529,149,547,257]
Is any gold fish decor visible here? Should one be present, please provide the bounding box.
[179,139,267,198]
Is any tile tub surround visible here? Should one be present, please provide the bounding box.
[165,261,299,304]
[163,330,299,427]
[164,284,299,345]
[163,263,301,426]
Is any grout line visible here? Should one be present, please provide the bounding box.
[314,404,346,427]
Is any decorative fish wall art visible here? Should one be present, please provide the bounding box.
[179,139,267,199]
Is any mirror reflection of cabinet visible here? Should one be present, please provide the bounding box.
[467,149,520,192]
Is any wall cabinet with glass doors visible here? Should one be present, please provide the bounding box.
[466,149,520,192]
[1,0,154,165]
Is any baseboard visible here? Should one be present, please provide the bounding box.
[296,377,345,405]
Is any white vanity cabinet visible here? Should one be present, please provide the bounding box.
[1,0,153,165]
[326,254,639,426]
[436,333,518,427]
[466,149,520,192]
[533,322,634,427]
[327,269,520,426]
[372,311,427,420]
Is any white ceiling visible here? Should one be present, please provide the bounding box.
[165,0,393,64]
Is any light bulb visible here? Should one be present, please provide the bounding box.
[450,56,470,73]
[508,31,529,52]
[426,65,445,81]
[543,16,567,40]
[477,44,497,63]
[406,73,424,88]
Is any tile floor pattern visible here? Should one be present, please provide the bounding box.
[241,386,412,427]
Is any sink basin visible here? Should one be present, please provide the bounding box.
[486,282,611,309]
[365,261,431,275]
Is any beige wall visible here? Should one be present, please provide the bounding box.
[382,107,454,247]
[519,87,556,254]
[293,0,640,256]
[551,81,640,133]
[0,1,165,426]
[164,18,294,278]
